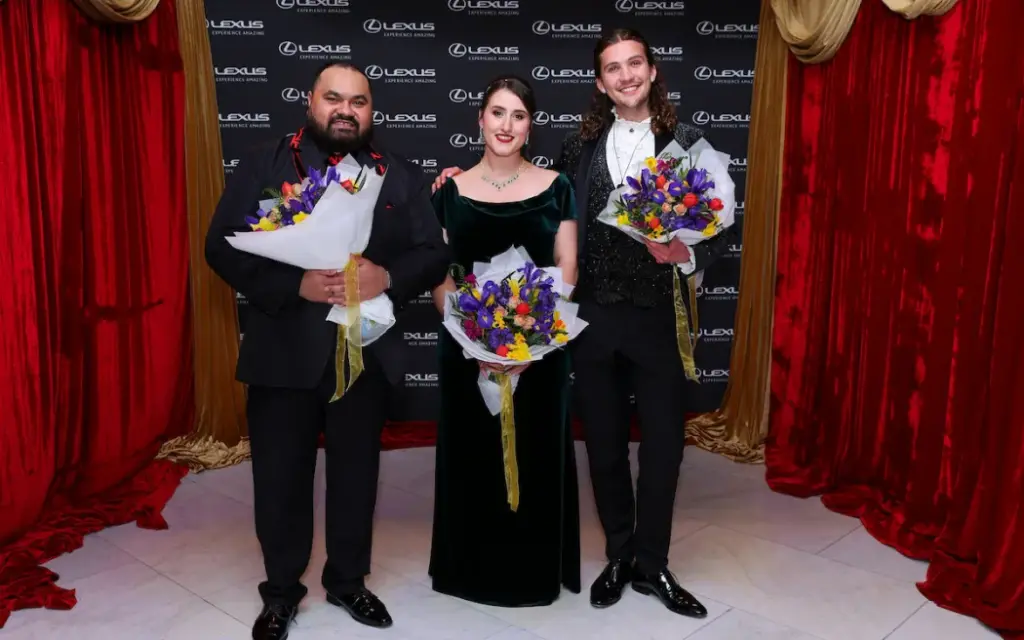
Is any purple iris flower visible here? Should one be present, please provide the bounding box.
[488,328,512,350]
[686,168,715,194]
[457,292,481,314]
[477,307,495,330]
[481,281,501,303]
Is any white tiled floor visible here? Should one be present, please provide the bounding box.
[2,444,1001,640]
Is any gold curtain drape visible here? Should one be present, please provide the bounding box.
[880,0,959,19]
[685,0,788,464]
[69,0,160,22]
[770,0,863,63]
[154,0,250,471]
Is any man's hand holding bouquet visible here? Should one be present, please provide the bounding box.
[224,155,393,401]
[597,138,737,382]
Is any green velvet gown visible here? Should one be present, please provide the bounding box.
[428,172,582,607]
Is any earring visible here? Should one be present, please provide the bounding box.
[526,136,530,145]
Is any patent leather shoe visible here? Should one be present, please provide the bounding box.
[252,603,297,640]
[326,587,393,628]
[632,568,708,618]
[590,559,633,607]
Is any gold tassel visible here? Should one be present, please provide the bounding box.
[498,373,520,512]
[330,258,364,402]
[673,269,700,383]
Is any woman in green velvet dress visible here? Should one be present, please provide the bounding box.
[428,75,582,607]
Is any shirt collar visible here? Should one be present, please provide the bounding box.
[611,107,652,127]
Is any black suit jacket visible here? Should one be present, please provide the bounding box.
[554,121,738,274]
[204,133,450,389]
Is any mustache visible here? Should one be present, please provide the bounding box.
[330,114,358,128]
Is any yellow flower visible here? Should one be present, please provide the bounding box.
[509,278,521,297]
[508,342,531,360]
[256,217,276,231]
[514,333,527,344]
[553,333,568,344]
[493,314,506,329]
[472,288,481,300]
[292,213,308,224]
[644,157,658,171]
[617,213,629,226]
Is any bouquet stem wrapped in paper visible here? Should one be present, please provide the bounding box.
[224,156,393,401]
[596,138,736,382]
[442,246,588,511]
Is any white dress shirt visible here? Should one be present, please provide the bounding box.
[604,109,696,274]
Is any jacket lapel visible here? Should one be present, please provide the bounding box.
[654,129,675,156]
[575,136,599,255]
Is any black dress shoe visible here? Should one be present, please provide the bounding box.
[326,587,393,628]
[632,568,708,618]
[252,603,297,640]
[590,559,633,608]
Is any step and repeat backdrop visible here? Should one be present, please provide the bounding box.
[205,0,758,420]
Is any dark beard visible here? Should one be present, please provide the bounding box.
[304,113,373,156]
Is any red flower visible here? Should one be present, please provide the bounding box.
[649,218,662,229]
[496,345,509,357]
[709,198,724,211]
[682,193,699,208]
[515,302,531,315]
[465,273,477,285]
[655,175,667,189]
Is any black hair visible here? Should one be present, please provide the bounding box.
[311,61,371,91]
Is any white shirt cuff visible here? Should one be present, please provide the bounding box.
[676,252,697,275]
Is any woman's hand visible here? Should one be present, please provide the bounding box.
[479,361,530,376]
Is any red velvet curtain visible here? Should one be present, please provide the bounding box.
[0,0,191,627]
[768,0,1024,636]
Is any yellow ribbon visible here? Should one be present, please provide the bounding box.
[497,373,520,512]
[330,258,364,402]
[672,269,700,383]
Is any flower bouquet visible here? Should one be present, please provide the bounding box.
[596,138,737,382]
[442,246,588,511]
[224,155,392,400]
[598,138,736,246]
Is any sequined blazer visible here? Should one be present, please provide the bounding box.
[554,122,738,308]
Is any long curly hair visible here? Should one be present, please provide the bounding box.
[579,28,677,141]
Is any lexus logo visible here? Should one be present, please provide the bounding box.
[281,88,303,102]
[450,133,469,148]
[532,20,551,35]
[363,19,382,33]
[692,111,710,125]
[449,88,468,102]
[373,111,385,124]
[696,21,714,35]
[694,66,712,81]
[615,0,634,10]
[448,43,467,57]
[532,156,552,168]
[533,111,550,125]
[276,0,294,7]
[448,0,467,8]
[531,66,550,80]
[278,41,298,56]
[365,65,384,79]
